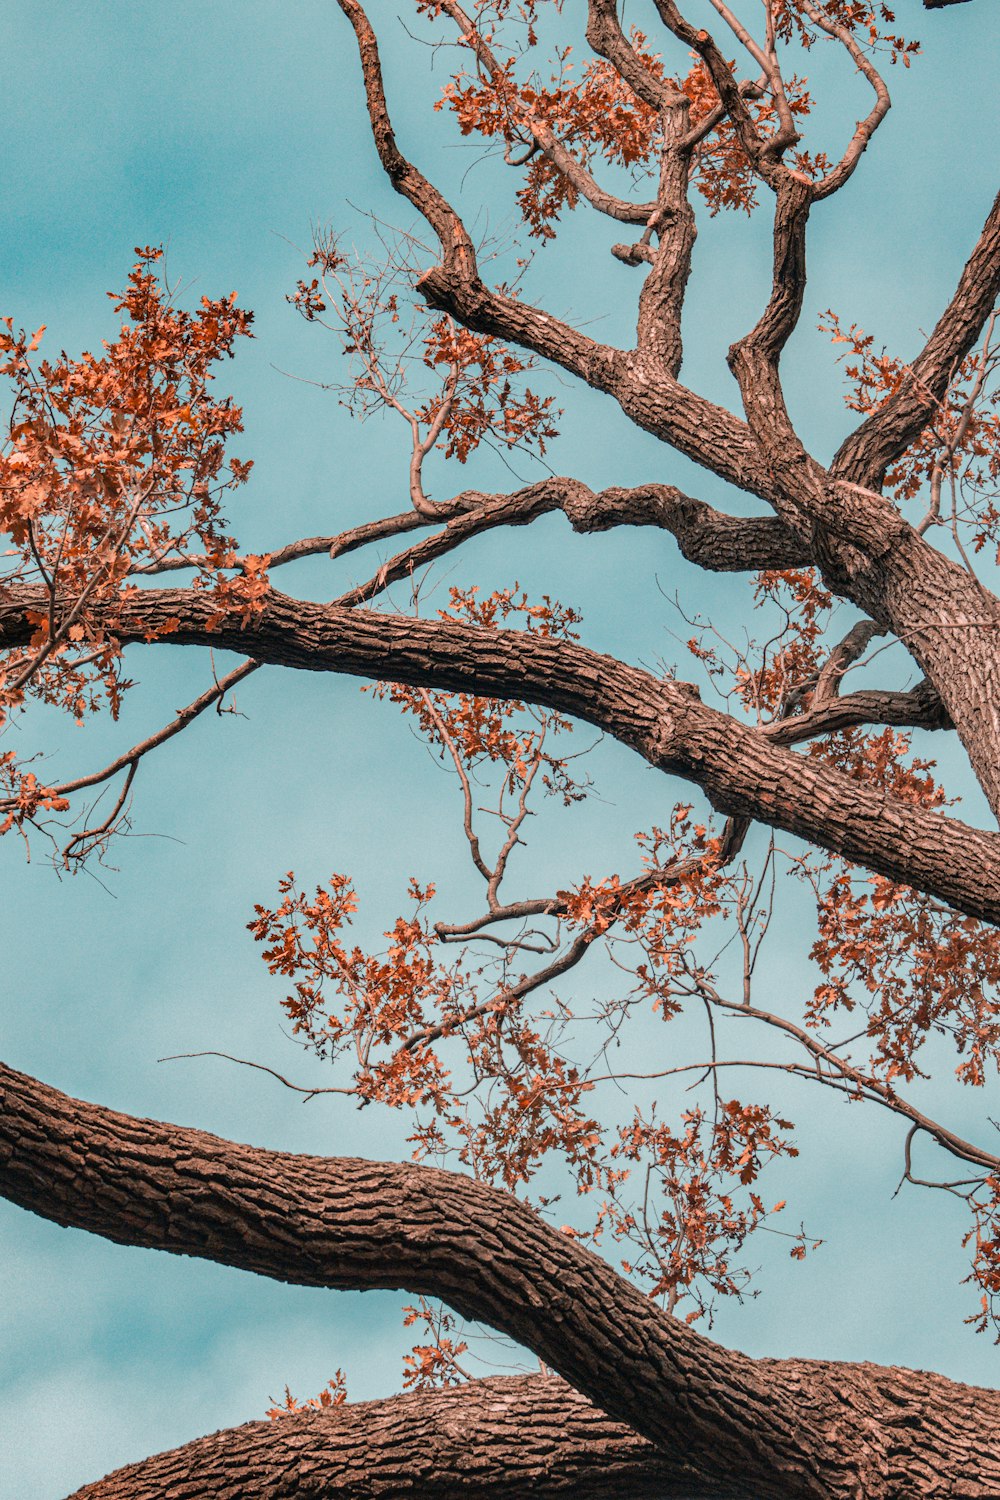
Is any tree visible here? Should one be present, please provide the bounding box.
[1,0,999,1495]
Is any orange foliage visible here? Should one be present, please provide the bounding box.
[288,242,559,465]
[251,547,1000,1343]
[253,596,809,1336]
[0,249,258,844]
[773,1,919,67]
[367,586,586,803]
[266,1370,348,1420]
[417,319,559,461]
[603,1099,797,1322]
[401,1300,470,1389]
[437,33,823,231]
[824,310,1000,554]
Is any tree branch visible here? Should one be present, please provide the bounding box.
[832,190,1000,487]
[435,0,659,228]
[3,1059,998,1500]
[585,0,668,110]
[761,679,952,745]
[343,479,813,591]
[0,582,996,922]
[68,1374,726,1500]
[336,0,789,506]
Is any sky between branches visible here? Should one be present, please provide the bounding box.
[1,1,998,1496]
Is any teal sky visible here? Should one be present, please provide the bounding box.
[1,3,998,1495]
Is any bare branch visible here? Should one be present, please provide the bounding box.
[700,984,1000,1174]
[799,0,891,199]
[762,679,952,745]
[5,659,261,808]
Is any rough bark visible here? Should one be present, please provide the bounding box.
[1,580,997,920]
[329,0,1000,842]
[5,7,999,1498]
[337,0,785,510]
[3,1059,1000,1500]
[67,1375,720,1500]
[334,0,1000,825]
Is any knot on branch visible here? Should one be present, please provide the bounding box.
[611,241,657,267]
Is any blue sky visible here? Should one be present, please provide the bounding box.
[1,2,998,1495]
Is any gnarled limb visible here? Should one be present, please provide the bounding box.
[3,1060,999,1500]
[761,679,952,744]
[338,0,786,506]
[134,482,811,583]
[585,1,667,111]
[343,478,813,593]
[336,0,1000,830]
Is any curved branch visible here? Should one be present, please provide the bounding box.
[5,658,261,808]
[833,189,1000,487]
[68,1375,722,1500]
[585,0,669,110]
[417,255,782,506]
[436,0,658,228]
[336,0,626,407]
[341,479,812,596]
[0,582,997,923]
[651,1,794,187]
[136,482,810,586]
[801,0,890,199]
[3,1059,999,1500]
[336,0,477,281]
[762,679,952,745]
[702,986,1000,1174]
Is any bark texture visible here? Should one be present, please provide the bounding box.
[67,1376,718,1500]
[1,581,997,922]
[5,4,1000,1498]
[3,1059,1000,1500]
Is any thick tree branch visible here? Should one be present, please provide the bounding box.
[3,1060,999,1500]
[335,0,621,395]
[651,1,796,184]
[0,582,997,922]
[338,0,1000,828]
[68,1375,722,1500]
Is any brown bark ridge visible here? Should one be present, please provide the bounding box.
[3,1059,1000,1500]
[67,1375,724,1500]
[1,581,997,925]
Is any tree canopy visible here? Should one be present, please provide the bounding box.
[1,1,998,1496]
